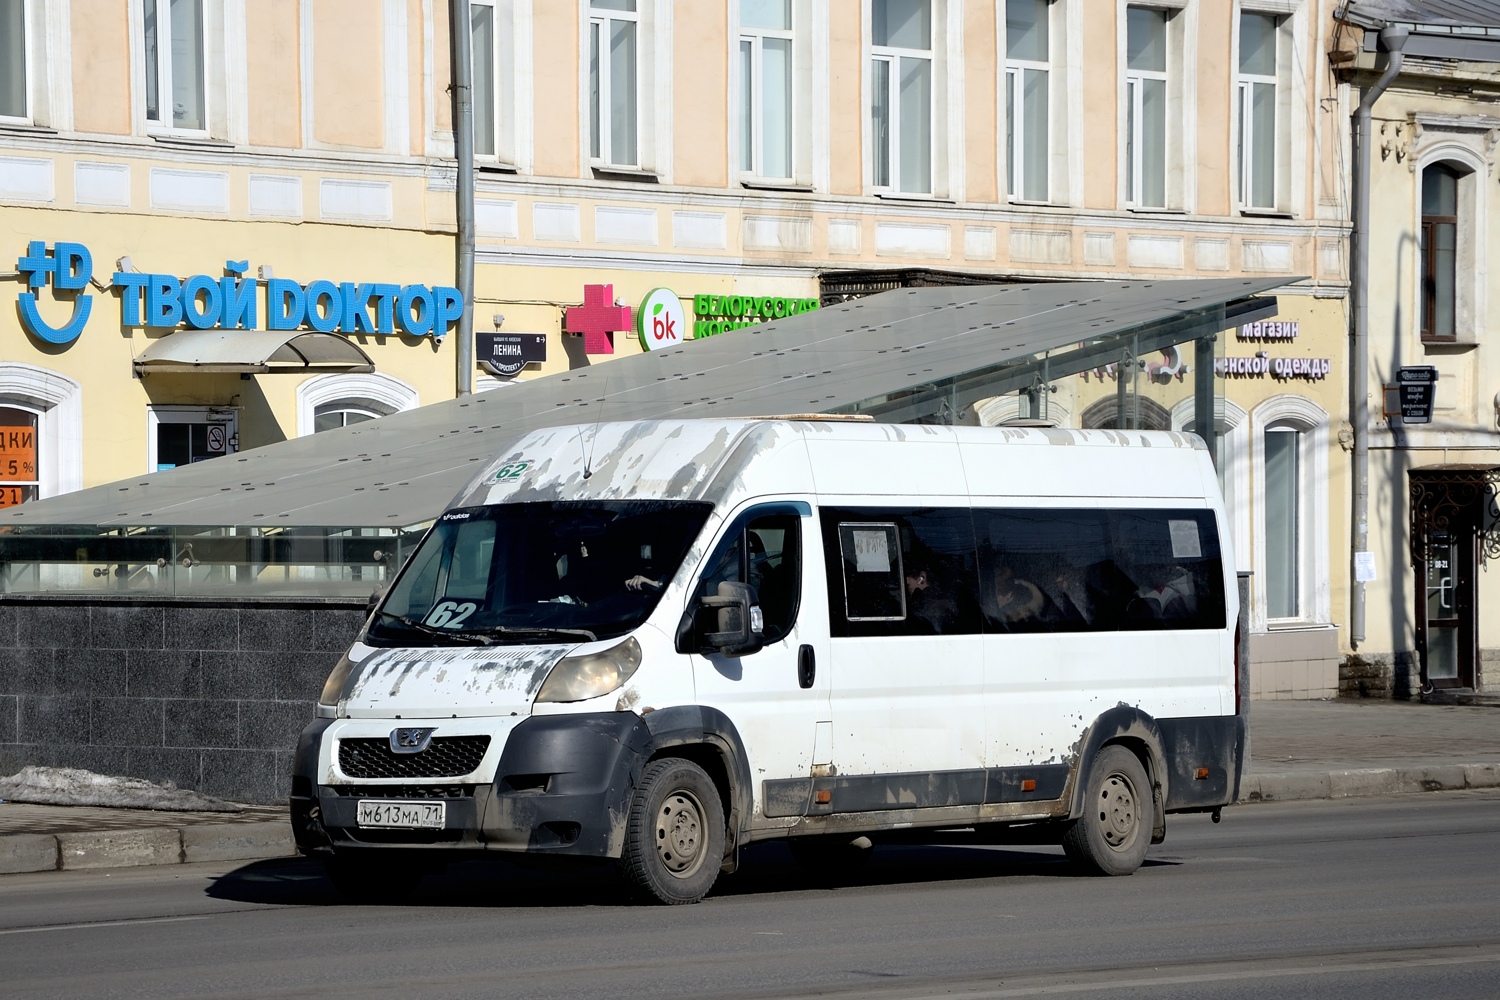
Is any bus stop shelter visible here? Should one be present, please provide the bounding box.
[0,277,1287,597]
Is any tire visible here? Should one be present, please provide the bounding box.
[1060,745,1152,876]
[788,836,874,879]
[619,758,726,904]
[323,851,428,903]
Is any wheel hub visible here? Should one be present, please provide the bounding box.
[1098,771,1139,850]
[655,791,705,877]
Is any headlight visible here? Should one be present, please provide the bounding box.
[536,637,642,704]
[318,653,356,712]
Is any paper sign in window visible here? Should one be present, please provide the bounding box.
[1168,519,1202,559]
[852,529,892,572]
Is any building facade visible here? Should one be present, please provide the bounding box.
[1338,2,1500,699]
[2,0,1357,696]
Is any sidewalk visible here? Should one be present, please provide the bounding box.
[3,699,1498,876]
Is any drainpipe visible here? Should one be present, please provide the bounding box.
[451,0,476,396]
[1350,23,1408,648]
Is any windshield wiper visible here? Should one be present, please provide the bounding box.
[481,625,598,642]
[371,610,492,644]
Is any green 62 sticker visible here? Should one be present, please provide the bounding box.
[493,460,531,482]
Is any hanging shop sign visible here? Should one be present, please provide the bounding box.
[691,293,819,338]
[1395,366,1438,424]
[1215,353,1332,381]
[14,241,463,346]
[637,288,686,351]
[476,332,547,376]
[1236,320,1299,341]
[565,284,632,355]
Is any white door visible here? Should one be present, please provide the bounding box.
[819,504,988,799]
[689,501,832,819]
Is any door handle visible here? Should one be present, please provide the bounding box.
[797,644,815,689]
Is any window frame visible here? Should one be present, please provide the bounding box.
[1122,4,1169,209]
[738,4,795,182]
[1234,10,1280,211]
[0,0,33,125]
[1420,161,1461,344]
[1249,395,1330,630]
[869,0,935,195]
[471,0,524,167]
[1004,0,1053,204]
[139,0,210,137]
[588,0,641,168]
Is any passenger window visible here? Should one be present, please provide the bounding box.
[977,508,1225,633]
[823,508,983,637]
[697,512,803,643]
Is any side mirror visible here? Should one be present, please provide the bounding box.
[701,581,764,656]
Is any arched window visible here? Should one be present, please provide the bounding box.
[1250,395,1330,629]
[0,363,82,502]
[1420,161,1462,342]
[295,373,418,437]
[1080,395,1170,431]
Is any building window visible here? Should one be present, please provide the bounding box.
[1005,0,1050,202]
[0,405,39,508]
[739,0,793,180]
[1124,5,1167,208]
[143,0,206,132]
[1262,424,1299,620]
[314,403,383,433]
[871,0,932,194]
[1421,162,1460,342]
[589,0,638,166]
[0,0,27,122]
[1237,11,1277,210]
[472,0,520,164]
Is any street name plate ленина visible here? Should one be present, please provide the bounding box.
[477,332,547,376]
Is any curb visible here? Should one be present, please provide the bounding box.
[0,821,294,876]
[1240,762,1500,804]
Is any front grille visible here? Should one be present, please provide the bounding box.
[332,784,475,800]
[338,736,492,779]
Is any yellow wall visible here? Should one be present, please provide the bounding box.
[247,0,303,149]
[311,0,384,149]
[70,0,132,136]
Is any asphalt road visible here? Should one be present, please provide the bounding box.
[2,791,1498,1000]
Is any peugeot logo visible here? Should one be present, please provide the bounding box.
[389,727,437,754]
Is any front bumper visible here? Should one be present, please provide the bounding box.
[291,713,653,858]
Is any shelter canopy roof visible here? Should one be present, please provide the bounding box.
[11,277,1285,529]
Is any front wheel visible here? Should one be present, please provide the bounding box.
[1060,745,1152,876]
[619,758,726,904]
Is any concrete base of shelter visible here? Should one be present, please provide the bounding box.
[1249,627,1339,700]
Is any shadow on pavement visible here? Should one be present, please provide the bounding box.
[205,842,1178,909]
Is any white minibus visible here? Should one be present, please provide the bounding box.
[292,418,1245,903]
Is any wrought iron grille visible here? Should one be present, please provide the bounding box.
[1408,465,1500,565]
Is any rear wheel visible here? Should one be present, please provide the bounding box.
[1061,745,1152,876]
[619,758,726,904]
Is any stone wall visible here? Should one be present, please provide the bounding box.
[0,596,366,805]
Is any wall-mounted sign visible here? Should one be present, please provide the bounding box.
[691,293,818,338]
[1237,320,1299,341]
[637,288,686,351]
[16,241,94,344]
[565,284,632,355]
[15,241,463,345]
[1216,353,1332,381]
[1396,366,1438,424]
[476,332,547,376]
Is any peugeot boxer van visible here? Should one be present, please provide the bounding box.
[292,418,1245,903]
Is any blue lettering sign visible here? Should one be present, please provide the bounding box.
[16,241,94,345]
[19,241,465,344]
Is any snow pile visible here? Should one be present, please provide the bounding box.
[0,766,247,812]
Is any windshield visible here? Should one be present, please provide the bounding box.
[367,501,714,646]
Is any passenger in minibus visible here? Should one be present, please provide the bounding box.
[980,557,1045,629]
